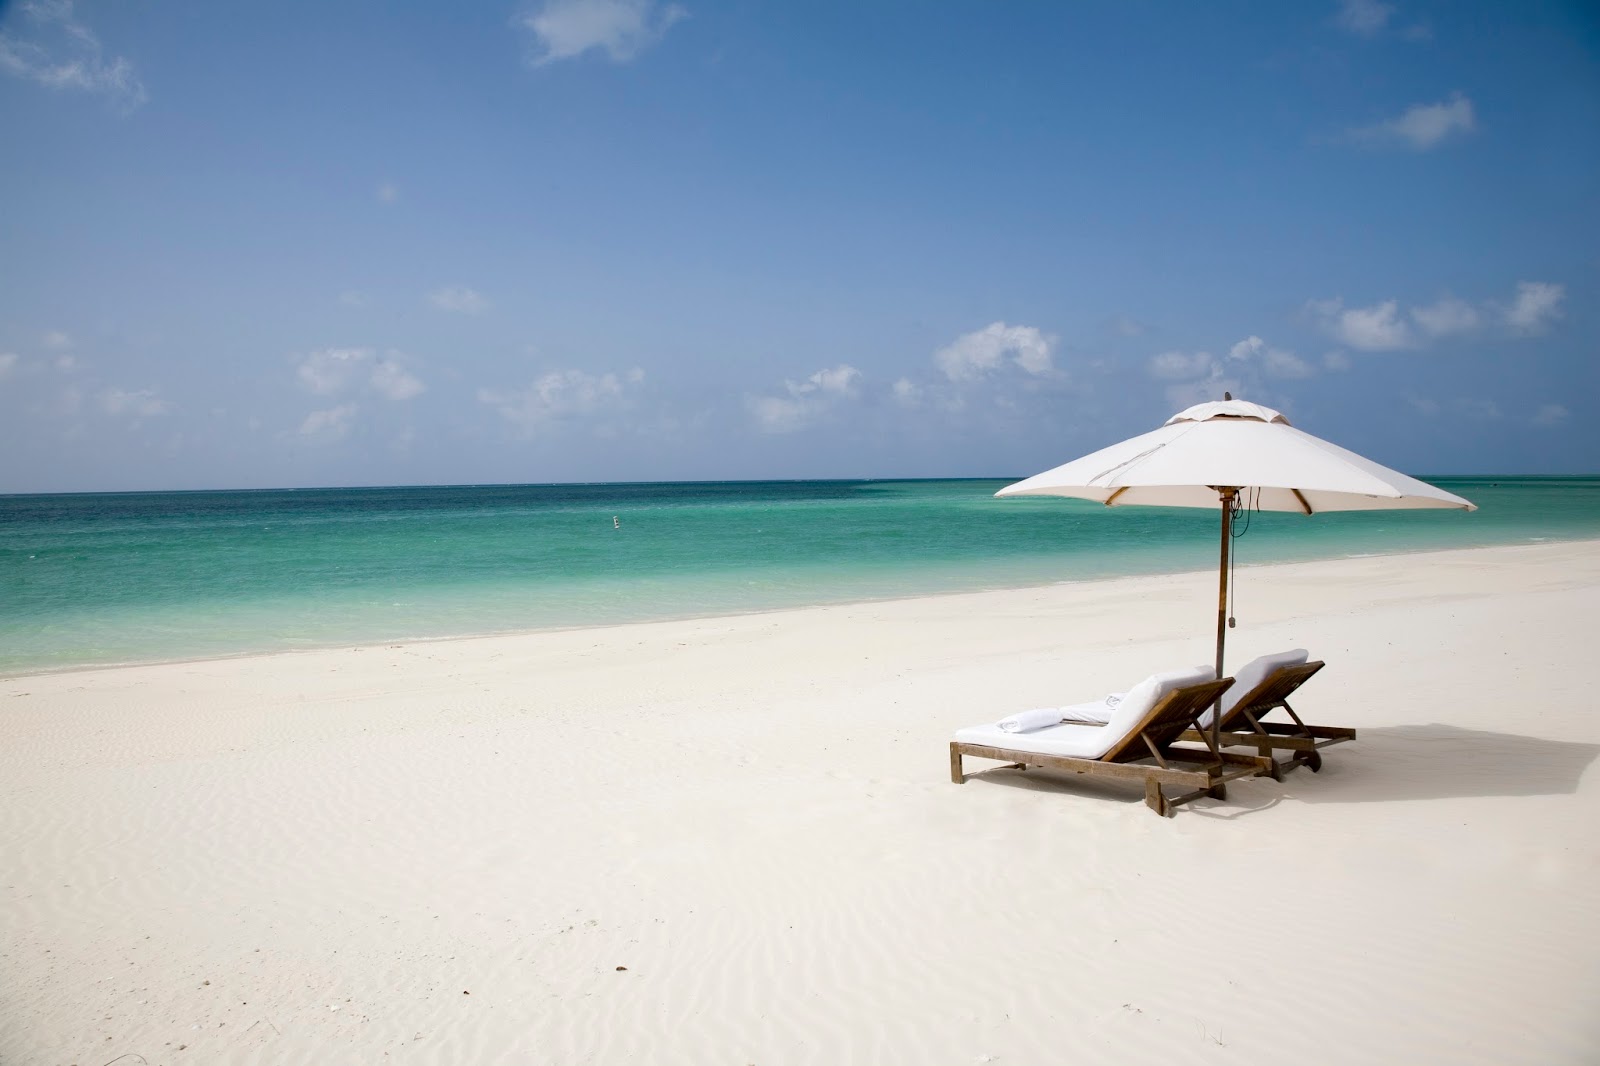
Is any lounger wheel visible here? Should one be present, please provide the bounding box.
[1305,751,1323,773]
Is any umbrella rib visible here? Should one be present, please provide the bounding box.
[1103,487,1129,506]
[1290,489,1313,515]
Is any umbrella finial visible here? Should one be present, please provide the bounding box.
[1224,391,1233,401]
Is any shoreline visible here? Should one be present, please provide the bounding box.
[7,535,1597,681]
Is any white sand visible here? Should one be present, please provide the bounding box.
[4,541,1599,1065]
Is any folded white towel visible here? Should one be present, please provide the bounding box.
[997,707,1065,733]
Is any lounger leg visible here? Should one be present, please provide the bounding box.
[949,743,965,784]
[1207,781,1227,800]
[1144,777,1172,817]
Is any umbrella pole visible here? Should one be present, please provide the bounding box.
[1213,488,1237,754]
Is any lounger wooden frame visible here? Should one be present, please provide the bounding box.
[950,678,1276,817]
[1178,661,1354,772]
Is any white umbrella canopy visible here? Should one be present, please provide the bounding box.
[997,399,1477,514]
[997,397,1476,748]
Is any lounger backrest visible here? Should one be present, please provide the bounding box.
[1197,649,1308,727]
[1219,660,1325,730]
[1103,678,1235,763]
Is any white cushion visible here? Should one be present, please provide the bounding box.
[957,664,1214,760]
[1056,698,1114,725]
[1197,649,1308,728]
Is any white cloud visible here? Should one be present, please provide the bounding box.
[338,290,367,307]
[55,353,77,372]
[1351,93,1476,150]
[429,285,489,314]
[1148,335,1312,409]
[1456,398,1501,420]
[370,358,425,401]
[99,387,171,418]
[1406,395,1441,417]
[935,322,1056,382]
[1107,314,1146,337]
[1505,281,1564,334]
[298,404,358,440]
[517,0,687,65]
[479,367,644,432]
[0,352,18,379]
[377,182,399,205]
[42,329,70,349]
[891,377,923,407]
[1532,404,1569,428]
[0,0,147,111]
[1148,350,1216,380]
[296,347,425,400]
[1336,0,1393,35]
[1308,298,1417,351]
[296,347,374,395]
[1410,297,1481,338]
[747,364,862,434]
[1313,280,1564,354]
[1227,335,1314,379]
[1323,350,1353,372]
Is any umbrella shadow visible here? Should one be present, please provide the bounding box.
[1213,723,1600,812]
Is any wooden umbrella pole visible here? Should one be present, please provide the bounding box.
[1214,488,1237,754]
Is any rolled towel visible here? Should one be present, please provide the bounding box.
[997,707,1066,733]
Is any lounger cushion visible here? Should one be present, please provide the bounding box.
[956,664,1214,760]
[1057,698,1114,725]
[953,720,1129,760]
[1196,648,1308,728]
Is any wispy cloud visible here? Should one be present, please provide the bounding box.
[376,182,400,205]
[429,285,489,314]
[1410,297,1481,339]
[1504,281,1564,335]
[297,347,373,395]
[370,358,425,401]
[99,386,171,418]
[1533,404,1569,428]
[295,347,425,400]
[1307,298,1416,350]
[0,353,19,380]
[479,367,645,433]
[935,322,1056,382]
[298,404,358,440]
[0,0,147,112]
[747,364,861,434]
[1335,0,1393,36]
[517,0,687,66]
[1147,335,1312,409]
[1350,93,1475,150]
[1311,281,1565,351]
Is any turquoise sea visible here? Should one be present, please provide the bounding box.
[2,477,1597,675]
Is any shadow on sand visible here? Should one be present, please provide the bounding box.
[1258,723,1600,804]
[960,724,1600,815]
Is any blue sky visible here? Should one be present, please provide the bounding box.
[0,0,1595,492]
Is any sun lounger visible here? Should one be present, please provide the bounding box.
[950,669,1276,817]
[1180,655,1354,772]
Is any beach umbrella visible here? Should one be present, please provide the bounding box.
[996,396,1476,749]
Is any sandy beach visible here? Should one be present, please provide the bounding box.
[3,540,1598,1065]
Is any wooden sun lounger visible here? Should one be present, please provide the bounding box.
[1178,661,1354,772]
[950,678,1277,817]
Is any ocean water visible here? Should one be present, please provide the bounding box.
[2,477,1596,675]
